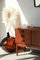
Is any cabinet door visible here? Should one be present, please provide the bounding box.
[32,30,40,47]
[24,29,31,45]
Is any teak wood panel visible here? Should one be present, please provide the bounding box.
[32,30,40,47]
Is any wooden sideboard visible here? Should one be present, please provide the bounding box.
[15,27,40,55]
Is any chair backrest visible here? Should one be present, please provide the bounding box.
[15,28,31,45]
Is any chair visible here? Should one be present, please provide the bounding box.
[15,28,31,55]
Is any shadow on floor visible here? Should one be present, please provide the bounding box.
[16,57,40,60]
[0,52,15,58]
[16,50,40,60]
[0,54,10,58]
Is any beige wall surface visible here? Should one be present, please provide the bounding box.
[17,0,40,27]
[0,0,40,40]
[0,0,6,40]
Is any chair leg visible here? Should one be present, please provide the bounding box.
[16,44,18,56]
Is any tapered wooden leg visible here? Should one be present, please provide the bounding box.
[16,44,18,56]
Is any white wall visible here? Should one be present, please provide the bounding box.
[0,0,6,40]
[0,0,40,40]
[17,0,40,27]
